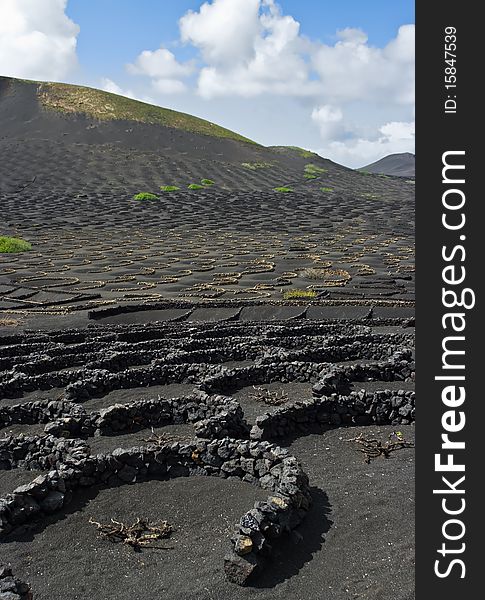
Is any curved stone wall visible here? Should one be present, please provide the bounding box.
[0,318,415,590]
[0,438,311,586]
[250,390,415,440]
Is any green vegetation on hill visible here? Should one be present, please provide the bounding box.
[30,79,256,144]
[201,179,215,186]
[0,236,32,253]
[274,186,293,193]
[188,184,205,190]
[133,192,158,201]
[304,164,328,179]
[160,186,180,192]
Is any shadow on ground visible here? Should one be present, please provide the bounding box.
[253,486,332,588]
[4,480,332,591]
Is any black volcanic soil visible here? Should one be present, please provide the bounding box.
[1,478,267,600]
[0,183,414,316]
[232,382,314,424]
[2,426,414,600]
[0,468,45,495]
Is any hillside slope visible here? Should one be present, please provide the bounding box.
[0,76,412,200]
[360,153,415,177]
[0,76,343,193]
[0,76,256,144]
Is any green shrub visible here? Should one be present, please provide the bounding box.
[320,187,333,193]
[201,179,215,186]
[274,186,293,193]
[283,289,317,300]
[188,184,204,190]
[133,192,158,200]
[160,186,180,192]
[0,236,32,253]
[304,164,328,178]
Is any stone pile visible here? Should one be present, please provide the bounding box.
[0,564,32,600]
[0,434,89,470]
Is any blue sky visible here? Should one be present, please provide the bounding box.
[0,0,415,167]
[66,0,414,81]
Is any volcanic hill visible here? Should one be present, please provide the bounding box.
[0,75,343,194]
[0,76,415,196]
[360,153,415,178]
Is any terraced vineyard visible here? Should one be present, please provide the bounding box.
[0,184,414,317]
[0,76,415,600]
[1,318,414,599]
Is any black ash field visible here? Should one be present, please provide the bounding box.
[0,77,414,600]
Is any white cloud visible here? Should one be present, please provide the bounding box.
[317,119,415,168]
[126,47,193,94]
[311,24,414,105]
[336,27,369,45]
[380,120,415,140]
[179,0,261,66]
[127,48,193,79]
[100,78,154,104]
[152,78,187,94]
[176,2,414,108]
[179,0,317,98]
[308,24,415,165]
[119,1,414,165]
[311,105,345,141]
[0,0,79,80]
